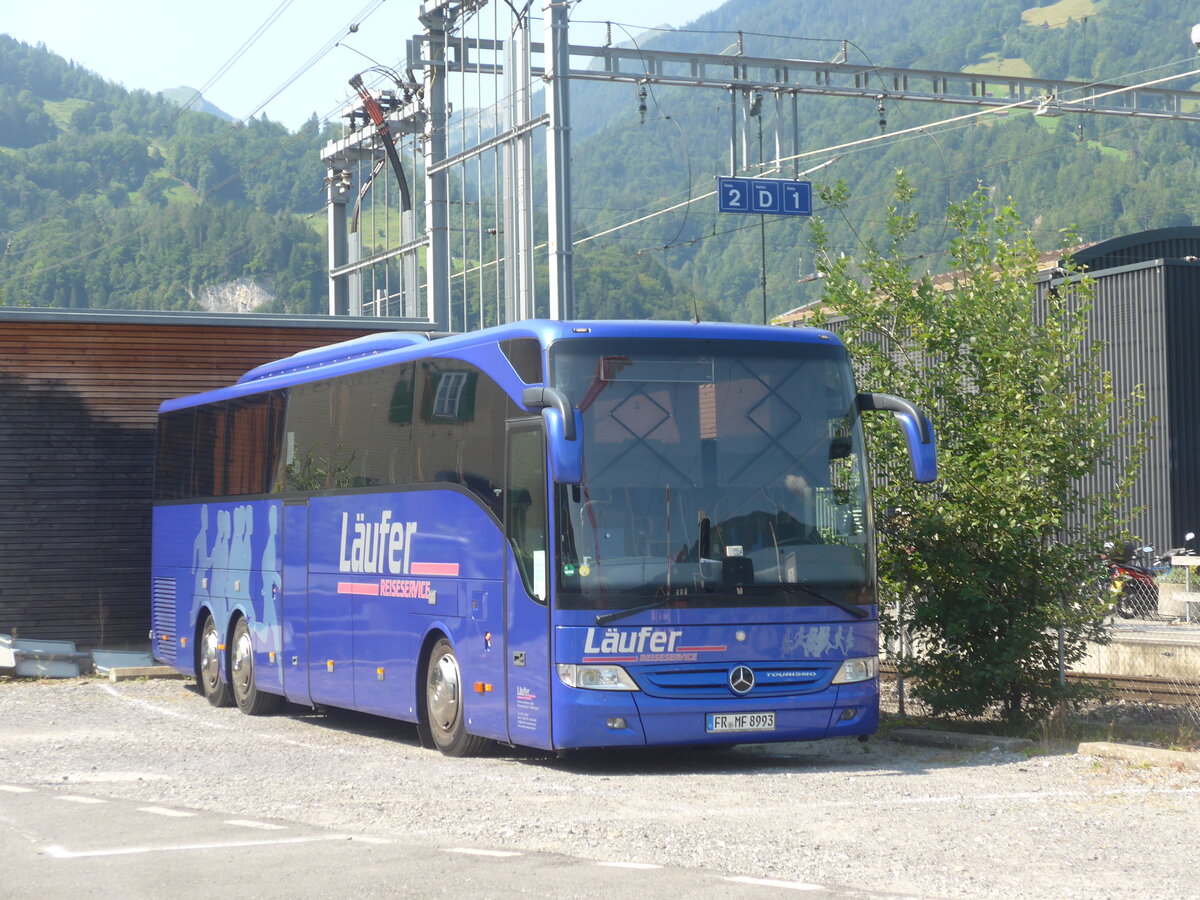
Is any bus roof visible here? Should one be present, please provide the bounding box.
[158,319,843,413]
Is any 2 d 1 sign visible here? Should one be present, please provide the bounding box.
[717,176,813,217]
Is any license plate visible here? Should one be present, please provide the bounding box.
[705,712,776,733]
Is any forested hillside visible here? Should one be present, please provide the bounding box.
[4,0,1200,320]
[0,36,330,313]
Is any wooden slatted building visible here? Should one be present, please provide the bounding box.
[0,308,422,648]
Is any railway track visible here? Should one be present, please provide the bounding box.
[1064,671,1200,704]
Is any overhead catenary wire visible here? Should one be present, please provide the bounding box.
[569,66,1200,256]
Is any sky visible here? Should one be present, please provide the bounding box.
[2,0,726,131]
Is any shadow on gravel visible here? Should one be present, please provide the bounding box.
[286,704,428,747]
[177,682,1037,774]
[181,681,429,747]
[506,739,941,777]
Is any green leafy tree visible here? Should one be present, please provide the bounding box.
[810,175,1148,723]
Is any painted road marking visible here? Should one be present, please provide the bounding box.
[55,795,105,805]
[43,835,352,859]
[446,847,523,858]
[137,806,197,818]
[725,875,824,891]
[597,861,662,870]
[224,819,286,830]
[0,785,36,793]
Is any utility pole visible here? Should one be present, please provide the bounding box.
[503,11,536,323]
[325,167,349,316]
[543,0,574,320]
[421,2,451,332]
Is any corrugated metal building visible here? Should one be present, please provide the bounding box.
[0,308,423,648]
[1035,229,1200,555]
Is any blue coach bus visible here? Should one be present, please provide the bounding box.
[150,319,935,756]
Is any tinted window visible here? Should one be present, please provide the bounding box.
[154,409,195,500]
[226,394,285,495]
[507,426,548,602]
[413,359,512,515]
[286,381,338,491]
[335,364,416,488]
[192,404,225,498]
[501,338,544,384]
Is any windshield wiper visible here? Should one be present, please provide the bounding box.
[780,583,870,619]
[595,595,687,626]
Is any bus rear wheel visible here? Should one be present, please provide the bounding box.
[231,617,283,716]
[198,614,232,708]
[425,638,490,757]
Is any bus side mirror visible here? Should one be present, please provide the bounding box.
[857,392,938,483]
[522,387,583,484]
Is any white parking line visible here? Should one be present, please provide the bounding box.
[137,806,197,818]
[43,834,351,859]
[446,847,523,858]
[597,861,662,870]
[224,819,286,830]
[0,785,36,794]
[725,876,824,892]
[55,795,106,805]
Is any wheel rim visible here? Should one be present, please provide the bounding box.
[200,620,221,694]
[428,652,461,734]
[232,623,254,699]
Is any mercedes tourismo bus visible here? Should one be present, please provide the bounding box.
[150,319,936,756]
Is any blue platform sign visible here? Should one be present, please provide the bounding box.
[717,176,812,217]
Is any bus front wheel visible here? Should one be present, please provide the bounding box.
[425,638,490,757]
[198,614,232,708]
[230,617,282,716]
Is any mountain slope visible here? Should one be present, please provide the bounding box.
[0,35,329,313]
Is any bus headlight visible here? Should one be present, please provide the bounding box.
[831,656,878,684]
[556,663,640,691]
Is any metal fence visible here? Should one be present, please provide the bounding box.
[882,587,1200,740]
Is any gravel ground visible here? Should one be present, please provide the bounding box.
[2,677,1198,899]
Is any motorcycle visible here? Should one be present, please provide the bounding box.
[1103,541,1159,619]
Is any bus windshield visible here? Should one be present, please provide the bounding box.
[551,338,873,612]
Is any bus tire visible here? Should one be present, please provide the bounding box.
[425,638,490,757]
[198,613,233,708]
[230,616,282,716]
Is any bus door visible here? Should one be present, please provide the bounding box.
[504,423,553,749]
[279,499,311,706]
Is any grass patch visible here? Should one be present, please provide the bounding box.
[1021,0,1098,29]
[137,171,200,206]
[963,54,1035,78]
[42,97,90,130]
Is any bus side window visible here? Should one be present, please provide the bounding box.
[192,403,225,498]
[155,409,196,500]
[286,382,336,492]
[415,359,508,514]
